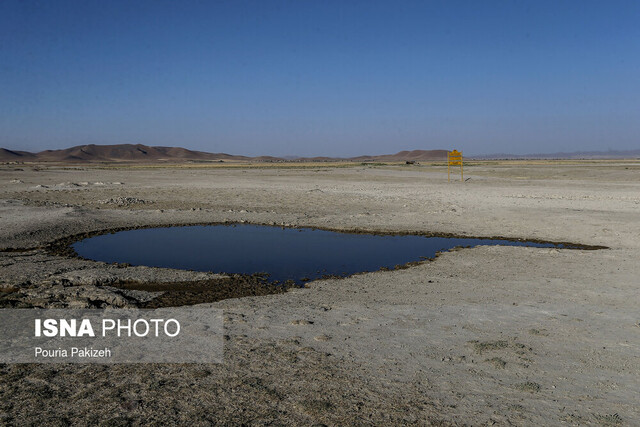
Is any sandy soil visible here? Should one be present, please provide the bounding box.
[0,161,639,425]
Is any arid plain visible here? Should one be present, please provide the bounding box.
[1,160,639,425]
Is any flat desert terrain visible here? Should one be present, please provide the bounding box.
[0,160,639,425]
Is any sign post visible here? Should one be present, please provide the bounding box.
[447,150,463,182]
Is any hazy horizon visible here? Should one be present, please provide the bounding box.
[5,142,640,161]
[1,1,639,157]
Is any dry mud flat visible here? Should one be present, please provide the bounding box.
[0,161,639,425]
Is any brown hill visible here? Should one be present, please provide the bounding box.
[0,144,449,163]
[2,144,251,163]
[0,148,37,161]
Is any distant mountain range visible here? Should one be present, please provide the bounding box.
[1,144,638,163]
[0,144,448,163]
[471,149,640,160]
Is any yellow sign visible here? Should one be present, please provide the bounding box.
[447,150,463,182]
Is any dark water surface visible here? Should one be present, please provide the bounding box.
[72,224,571,284]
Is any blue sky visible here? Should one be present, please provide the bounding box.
[1,0,638,156]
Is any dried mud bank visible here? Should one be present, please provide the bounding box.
[0,162,639,425]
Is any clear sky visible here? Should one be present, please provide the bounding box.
[1,0,638,156]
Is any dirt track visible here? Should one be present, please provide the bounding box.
[1,161,639,425]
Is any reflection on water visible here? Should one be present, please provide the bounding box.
[72,224,570,284]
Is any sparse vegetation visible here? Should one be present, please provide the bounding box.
[515,382,541,393]
[594,413,623,426]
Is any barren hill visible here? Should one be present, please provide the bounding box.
[4,144,638,163]
[0,148,36,161]
[1,144,251,163]
[0,144,450,163]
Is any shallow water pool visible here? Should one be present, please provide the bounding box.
[72,224,573,284]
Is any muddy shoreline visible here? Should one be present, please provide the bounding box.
[42,221,606,258]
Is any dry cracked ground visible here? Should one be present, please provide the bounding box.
[0,161,639,426]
